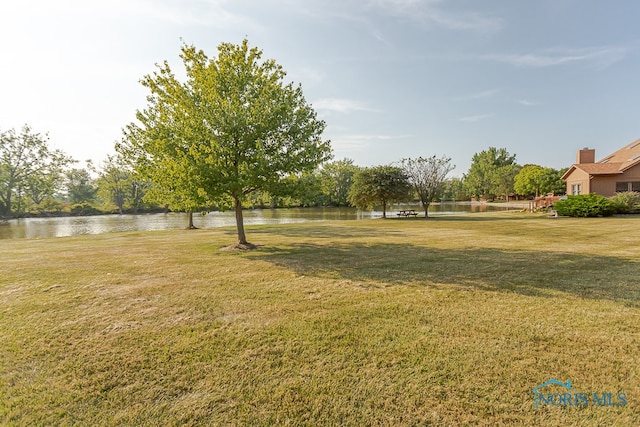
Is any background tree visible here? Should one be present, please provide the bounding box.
[117,57,211,228]
[494,163,521,201]
[544,167,567,195]
[348,165,411,218]
[441,177,469,201]
[65,165,97,204]
[318,158,360,206]
[513,164,545,198]
[25,163,66,207]
[514,165,567,198]
[401,155,455,218]
[0,125,71,216]
[463,147,518,201]
[119,40,331,246]
[285,172,324,207]
[96,154,133,214]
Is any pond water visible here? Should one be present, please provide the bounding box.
[0,203,521,240]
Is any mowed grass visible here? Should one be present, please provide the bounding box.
[1,212,639,426]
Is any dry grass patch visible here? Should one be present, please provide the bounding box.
[1,212,638,425]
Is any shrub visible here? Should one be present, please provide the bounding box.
[553,194,616,217]
[609,191,640,214]
[69,202,102,216]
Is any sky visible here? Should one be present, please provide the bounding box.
[1,0,639,176]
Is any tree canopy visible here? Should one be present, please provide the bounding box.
[401,156,455,218]
[348,165,411,218]
[464,147,518,201]
[118,40,332,246]
[0,125,71,216]
[318,158,360,207]
[514,164,566,197]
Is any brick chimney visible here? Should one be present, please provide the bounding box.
[576,148,595,164]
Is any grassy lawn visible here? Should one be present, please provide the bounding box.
[1,212,638,425]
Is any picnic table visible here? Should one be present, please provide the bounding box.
[397,209,418,217]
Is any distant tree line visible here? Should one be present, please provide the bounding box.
[0,125,158,218]
[462,146,566,201]
[0,125,568,220]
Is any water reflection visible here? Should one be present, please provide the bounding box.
[0,203,520,240]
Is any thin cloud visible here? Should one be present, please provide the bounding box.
[368,0,503,32]
[314,98,380,114]
[118,0,262,29]
[331,133,413,151]
[517,99,537,107]
[481,46,627,68]
[459,114,493,123]
[454,89,500,101]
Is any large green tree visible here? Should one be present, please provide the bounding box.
[464,147,518,201]
[119,40,332,246]
[0,125,71,216]
[514,164,566,197]
[348,165,411,218]
[318,158,360,206]
[401,156,455,218]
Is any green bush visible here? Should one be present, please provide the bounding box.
[609,191,640,214]
[69,202,102,216]
[553,194,616,217]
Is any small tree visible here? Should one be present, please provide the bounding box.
[514,164,543,198]
[97,154,133,214]
[348,165,411,218]
[514,165,565,198]
[119,40,331,246]
[401,156,455,218]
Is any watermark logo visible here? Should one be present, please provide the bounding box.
[532,379,627,409]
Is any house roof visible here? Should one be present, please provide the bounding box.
[598,137,640,171]
[562,137,640,180]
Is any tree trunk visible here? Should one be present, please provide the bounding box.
[2,191,11,216]
[382,200,387,218]
[187,211,197,229]
[424,203,429,219]
[234,196,248,245]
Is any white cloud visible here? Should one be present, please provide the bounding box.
[517,99,537,107]
[330,133,413,151]
[368,0,503,32]
[481,46,628,69]
[313,99,380,114]
[454,89,500,101]
[115,0,262,29]
[459,114,493,123]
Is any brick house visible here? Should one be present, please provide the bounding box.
[562,138,640,196]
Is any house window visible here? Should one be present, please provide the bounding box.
[571,184,582,195]
[615,182,640,192]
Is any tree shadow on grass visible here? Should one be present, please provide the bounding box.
[235,225,405,240]
[248,242,640,306]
